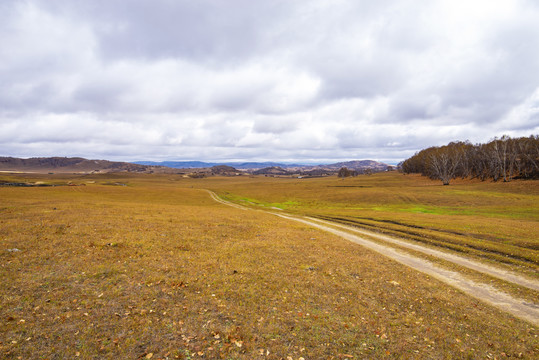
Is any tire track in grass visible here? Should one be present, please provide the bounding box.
[206,190,539,326]
[306,217,539,292]
[207,189,248,210]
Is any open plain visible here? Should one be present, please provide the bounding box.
[1,172,538,359]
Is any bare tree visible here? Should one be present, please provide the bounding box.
[521,135,539,178]
[338,167,352,178]
[506,136,519,181]
[429,148,461,185]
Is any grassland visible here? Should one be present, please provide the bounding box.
[1,172,538,359]
[199,173,539,275]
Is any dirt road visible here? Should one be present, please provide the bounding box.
[307,217,539,292]
[206,190,539,326]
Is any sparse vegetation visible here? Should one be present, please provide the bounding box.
[1,172,537,359]
[337,167,356,178]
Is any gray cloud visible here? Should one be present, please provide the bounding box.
[1,0,539,164]
[40,0,290,63]
[253,116,298,134]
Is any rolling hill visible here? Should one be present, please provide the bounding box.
[0,157,167,174]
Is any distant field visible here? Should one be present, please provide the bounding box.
[198,172,539,274]
[1,172,537,359]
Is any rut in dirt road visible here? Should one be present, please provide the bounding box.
[206,190,539,326]
[307,217,539,292]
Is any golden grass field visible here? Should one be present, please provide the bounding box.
[200,173,539,274]
[1,172,538,359]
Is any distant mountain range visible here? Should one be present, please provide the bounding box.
[135,159,391,171]
[133,160,305,170]
[0,156,392,174]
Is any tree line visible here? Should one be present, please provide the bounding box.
[400,135,539,185]
[337,167,379,178]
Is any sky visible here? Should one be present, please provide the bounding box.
[1,0,539,164]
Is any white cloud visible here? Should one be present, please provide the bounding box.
[1,0,539,163]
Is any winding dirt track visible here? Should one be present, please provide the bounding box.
[206,190,539,326]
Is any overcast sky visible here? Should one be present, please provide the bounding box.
[1,0,539,164]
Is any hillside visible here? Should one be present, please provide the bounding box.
[319,160,391,171]
[0,157,168,174]
[252,166,290,176]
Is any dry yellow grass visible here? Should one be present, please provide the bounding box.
[198,172,539,274]
[1,173,537,359]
